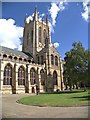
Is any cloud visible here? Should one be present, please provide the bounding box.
[48,1,67,33]
[53,42,60,48]
[81,2,90,22]
[0,18,23,51]
[26,13,34,23]
[26,13,45,22]
[39,13,45,21]
[49,3,60,27]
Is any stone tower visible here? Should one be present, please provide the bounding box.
[22,8,64,92]
[22,8,50,62]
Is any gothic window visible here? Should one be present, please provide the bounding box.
[30,68,36,85]
[43,29,46,43]
[37,56,40,64]
[53,71,58,85]
[19,58,22,61]
[27,32,29,45]
[55,56,58,66]
[40,69,45,85]
[14,56,17,60]
[3,64,12,85]
[18,66,25,85]
[51,54,54,65]
[41,55,43,65]
[3,54,7,58]
[39,27,41,42]
[24,58,27,62]
[9,56,12,59]
[31,30,33,42]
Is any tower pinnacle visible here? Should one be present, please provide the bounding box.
[33,6,38,21]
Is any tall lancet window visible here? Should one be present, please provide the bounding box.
[27,32,30,45]
[41,55,44,65]
[43,29,46,43]
[30,68,36,85]
[18,66,25,85]
[31,30,33,42]
[40,69,45,85]
[3,64,12,85]
[55,56,58,66]
[39,27,41,42]
[51,54,54,65]
[53,71,58,85]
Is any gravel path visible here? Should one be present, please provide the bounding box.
[2,94,88,118]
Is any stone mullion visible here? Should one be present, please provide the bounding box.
[15,64,18,94]
[57,75,61,91]
[27,65,31,93]
[60,62,64,90]
[0,61,4,92]
[38,69,42,92]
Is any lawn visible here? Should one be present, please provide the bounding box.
[17,89,90,107]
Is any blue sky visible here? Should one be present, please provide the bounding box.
[1,2,88,59]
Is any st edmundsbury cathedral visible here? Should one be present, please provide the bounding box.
[0,8,64,94]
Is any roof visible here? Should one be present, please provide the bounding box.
[0,46,33,58]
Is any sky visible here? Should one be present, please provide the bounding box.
[0,2,89,59]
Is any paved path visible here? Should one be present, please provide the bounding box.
[2,94,88,118]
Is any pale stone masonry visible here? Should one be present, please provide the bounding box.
[0,8,64,94]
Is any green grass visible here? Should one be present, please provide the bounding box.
[17,89,90,107]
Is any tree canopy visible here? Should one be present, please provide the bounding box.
[64,41,89,90]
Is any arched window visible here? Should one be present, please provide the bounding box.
[31,30,33,42]
[55,56,58,66]
[3,54,7,58]
[41,55,43,65]
[27,32,29,45]
[43,29,46,43]
[14,56,17,60]
[3,64,12,85]
[53,71,58,85]
[40,69,45,85]
[39,27,41,42]
[51,54,54,65]
[18,66,25,85]
[9,56,12,59]
[37,56,40,64]
[19,58,22,61]
[30,68,36,85]
[24,58,27,62]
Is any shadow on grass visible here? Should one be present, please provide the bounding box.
[40,90,86,95]
[71,95,90,101]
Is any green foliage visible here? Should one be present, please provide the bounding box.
[64,41,89,90]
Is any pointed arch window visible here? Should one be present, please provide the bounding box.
[55,56,58,66]
[30,68,36,85]
[31,30,33,42]
[43,29,46,43]
[39,27,42,42]
[37,56,40,64]
[27,32,29,45]
[53,71,58,85]
[51,54,54,65]
[40,69,45,85]
[18,66,25,85]
[41,55,44,65]
[3,64,12,85]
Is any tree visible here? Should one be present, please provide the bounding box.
[64,41,89,91]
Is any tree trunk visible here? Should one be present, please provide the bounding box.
[84,84,86,92]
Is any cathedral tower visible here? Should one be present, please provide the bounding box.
[22,8,50,62]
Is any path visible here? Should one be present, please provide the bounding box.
[2,94,88,118]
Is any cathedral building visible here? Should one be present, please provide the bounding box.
[0,8,64,94]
